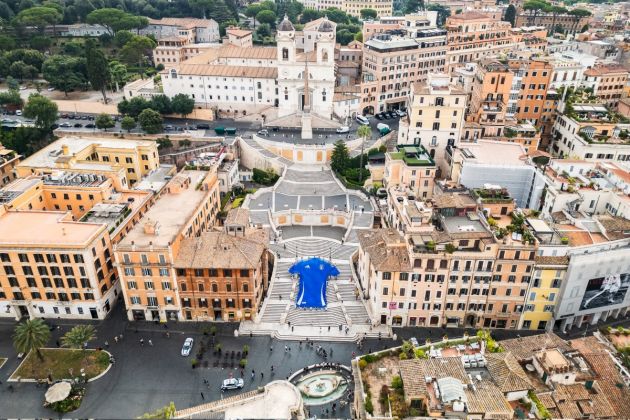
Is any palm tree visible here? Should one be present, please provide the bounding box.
[61,325,97,350]
[357,124,372,184]
[13,319,51,360]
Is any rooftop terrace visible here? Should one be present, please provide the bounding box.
[389,144,435,167]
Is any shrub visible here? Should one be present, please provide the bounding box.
[414,348,427,359]
[364,395,374,415]
[391,375,403,390]
[239,358,248,368]
[242,345,249,355]
[399,351,408,360]
[358,359,368,369]
[379,385,390,405]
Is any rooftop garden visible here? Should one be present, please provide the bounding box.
[390,144,435,167]
[560,86,630,126]
[472,188,513,204]
[488,211,536,244]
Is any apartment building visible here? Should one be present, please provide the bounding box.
[141,17,220,43]
[582,64,630,108]
[0,145,19,188]
[153,37,216,68]
[16,137,160,188]
[550,103,630,161]
[465,59,514,139]
[301,0,392,17]
[508,58,553,126]
[115,169,220,321]
[383,144,437,199]
[0,211,119,320]
[226,27,253,48]
[514,10,590,35]
[521,255,568,331]
[398,74,467,176]
[445,11,513,74]
[174,228,268,321]
[360,12,447,114]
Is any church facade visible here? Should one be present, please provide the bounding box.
[161,16,337,121]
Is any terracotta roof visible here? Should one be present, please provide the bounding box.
[464,382,514,418]
[174,231,266,269]
[413,357,470,384]
[303,17,337,31]
[225,208,249,226]
[534,255,569,265]
[500,333,570,361]
[432,192,476,209]
[148,17,216,29]
[597,215,630,241]
[584,64,630,76]
[485,352,533,394]
[356,229,411,272]
[399,359,428,399]
[295,50,318,62]
[217,45,276,59]
[226,28,252,38]
[447,11,491,21]
[175,64,277,79]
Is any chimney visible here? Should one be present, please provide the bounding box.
[143,219,159,235]
[61,144,69,155]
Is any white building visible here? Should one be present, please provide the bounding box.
[161,16,338,121]
[141,17,220,43]
[60,24,108,37]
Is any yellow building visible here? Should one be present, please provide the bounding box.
[519,256,568,331]
[114,168,221,322]
[0,145,20,188]
[343,0,393,18]
[0,211,120,320]
[16,136,160,188]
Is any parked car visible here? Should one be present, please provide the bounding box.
[257,129,269,136]
[382,112,391,119]
[47,87,55,92]
[356,115,369,125]
[15,110,22,116]
[221,378,244,391]
[387,111,397,119]
[181,337,194,356]
[164,125,174,131]
[85,123,95,128]
[81,115,89,120]
[59,122,72,127]
[196,123,210,130]
[336,126,350,134]
[73,123,83,128]
[396,109,407,117]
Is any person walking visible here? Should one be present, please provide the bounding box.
[270,365,274,373]
[270,345,273,352]
[119,333,123,341]
[285,345,289,352]
[261,372,264,380]
[200,392,205,400]
[104,340,109,348]
[251,370,255,380]
[148,339,153,346]
[140,338,144,346]
[114,336,119,344]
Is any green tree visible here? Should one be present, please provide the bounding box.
[9,61,38,81]
[5,49,45,69]
[23,93,58,130]
[256,9,276,27]
[300,8,321,24]
[62,40,84,56]
[568,8,591,33]
[277,0,303,23]
[331,140,350,173]
[149,94,172,114]
[113,30,134,48]
[121,116,136,132]
[119,35,156,78]
[138,108,163,134]
[14,6,61,33]
[324,7,348,24]
[336,29,354,45]
[86,8,148,36]
[245,3,265,28]
[403,0,424,14]
[354,32,363,42]
[523,0,551,26]
[109,61,127,92]
[0,35,16,51]
[13,318,50,360]
[85,39,111,103]
[0,90,24,108]
[6,76,19,91]
[357,125,371,183]
[61,325,96,350]
[171,93,194,118]
[504,4,517,27]
[190,0,235,23]
[256,23,271,38]
[42,55,87,97]
[95,113,115,131]
[156,137,173,149]
[360,8,377,20]
[139,402,177,419]
[29,35,51,51]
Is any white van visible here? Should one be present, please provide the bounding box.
[356,115,369,125]
[336,126,350,134]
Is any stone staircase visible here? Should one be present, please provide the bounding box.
[285,306,347,327]
[259,303,287,323]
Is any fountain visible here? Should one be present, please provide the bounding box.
[292,368,352,406]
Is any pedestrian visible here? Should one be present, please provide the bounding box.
[119,333,123,341]
[240,369,244,377]
[148,339,153,346]
[251,370,255,380]
[279,294,282,300]
[200,392,205,400]
[270,365,274,372]
[285,345,289,352]
[140,338,144,346]
[291,326,294,332]
[114,336,119,344]
[261,372,264,379]
[328,326,331,332]
[330,348,333,357]
[352,351,356,358]
[105,340,109,348]
[270,345,273,352]
[166,332,170,338]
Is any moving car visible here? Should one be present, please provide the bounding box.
[221,378,244,391]
[396,109,407,117]
[336,126,350,134]
[356,115,369,125]
[257,129,269,136]
[181,337,194,356]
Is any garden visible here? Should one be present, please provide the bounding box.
[12,348,110,381]
[190,326,251,370]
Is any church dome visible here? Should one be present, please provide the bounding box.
[318,17,334,32]
[278,15,295,32]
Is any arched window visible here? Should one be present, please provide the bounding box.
[322,50,329,62]
[170,69,178,79]
[243,283,249,292]
[211,283,218,293]
[322,88,327,102]
[282,48,289,60]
